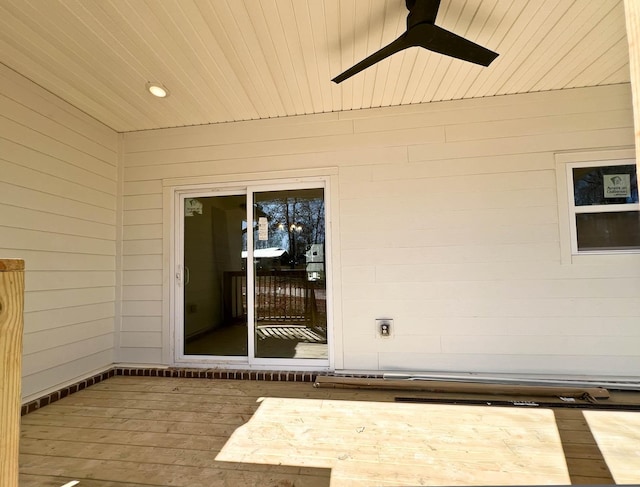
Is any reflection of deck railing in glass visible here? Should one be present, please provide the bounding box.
[223,270,326,329]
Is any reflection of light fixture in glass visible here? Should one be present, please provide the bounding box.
[146,82,169,98]
[277,223,284,230]
[290,224,302,232]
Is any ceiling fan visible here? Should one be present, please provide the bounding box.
[332,0,499,84]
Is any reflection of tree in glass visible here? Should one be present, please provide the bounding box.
[573,165,638,206]
[254,193,324,267]
[574,169,604,205]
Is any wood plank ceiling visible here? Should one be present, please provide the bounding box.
[0,0,630,132]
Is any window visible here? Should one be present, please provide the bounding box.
[567,160,640,253]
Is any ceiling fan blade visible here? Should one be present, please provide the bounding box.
[332,0,498,83]
[332,35,411,84]
[411,24,498,67]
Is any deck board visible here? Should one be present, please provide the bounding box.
[19,376,640,486]
[582,410,640,484]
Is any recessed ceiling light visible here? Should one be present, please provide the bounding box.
[146,82,169,98]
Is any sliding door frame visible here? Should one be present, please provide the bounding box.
[167,175,334,371]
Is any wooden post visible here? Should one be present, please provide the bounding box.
[0,259,25,486]
[624,0,640,167]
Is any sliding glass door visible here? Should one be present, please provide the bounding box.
[182,193,248,356]
[176,182,329,367]
[252,188,327,360]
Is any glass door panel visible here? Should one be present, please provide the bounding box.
[183,194,248,356]
[252,188,327,360]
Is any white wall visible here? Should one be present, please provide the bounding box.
[122,83,640,379]
[0,64,118,400]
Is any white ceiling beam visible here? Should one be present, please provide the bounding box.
[624,0,640,168]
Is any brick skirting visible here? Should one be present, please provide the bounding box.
[21,367,382,416]
[21,368,117,416]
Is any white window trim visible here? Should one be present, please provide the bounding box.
[556,152,639,262]
[161,169,341,371]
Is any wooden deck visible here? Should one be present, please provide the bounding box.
[18,376,640,486]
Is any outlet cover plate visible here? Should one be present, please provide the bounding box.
[376,318,393,338]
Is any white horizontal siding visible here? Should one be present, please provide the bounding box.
[0,227,114,254]
[25,303,115,334]
[123,180,162,196]
[123,125,444,167]
[122,316,162,332]
[342,316,640,338]
[23,318,114,355]
[120,331,163,348]
[121,301,162,317]
[0,181,115,225]
[342,279,640,301]
[123,271,163,287]
[122,285,162,302]
[124,146,408,181]
[444,109,632,142]
[409,128,632,161]
[26,271,115,291]
[4,250,115,271]
[0,63,117,400]
[123,209,163,226]
[0,204,114,240]
[117,347,163,365]
[376,353,639,378]
[25,287,115,313]
[341,244,561,267]
[120,228,162,349]
[122,255,163,271]
[122,239,162,256]
[22,350,114,404]
[0,115,115,180]
[123,113,345,153]
[121,83,639,378]
[21,334,113,382]
[349,85,632,128]
[123,224,162,241]
[0,137,116,195]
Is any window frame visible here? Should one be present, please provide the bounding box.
[566,159,640,255]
